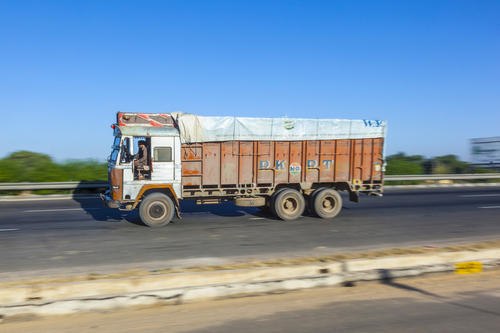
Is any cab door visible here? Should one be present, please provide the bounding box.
[150,137,175,182]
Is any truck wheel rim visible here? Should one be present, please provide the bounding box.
[283,197,298,214]
[321,196,335,213]
[149,202,167,220]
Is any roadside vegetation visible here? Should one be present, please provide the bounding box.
[385,153,485,175]
[0,151,107,183]
[0,151,107,195]
[385,153,493,185]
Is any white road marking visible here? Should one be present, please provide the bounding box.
[24,208,100,213]
[0,195,98,202]
[478,206,500,209]
[249,217,265,220]
[0,228,19,232]
[460,194,500,197]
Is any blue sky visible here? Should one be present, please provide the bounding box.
[1,0,499,161]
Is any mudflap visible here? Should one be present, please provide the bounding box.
[175,204,182,220]
[349,190,360,203]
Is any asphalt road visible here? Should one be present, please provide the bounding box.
[3,269,499,332]
[0,187,499,275]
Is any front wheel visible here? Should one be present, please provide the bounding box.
[139,193,175,228]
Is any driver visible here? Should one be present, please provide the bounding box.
[133,140,148,168]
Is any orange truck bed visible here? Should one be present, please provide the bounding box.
[181,138,384,188]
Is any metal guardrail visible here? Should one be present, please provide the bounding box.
[0,174,499,191]
[0,181,108,191]
[385,173,500,181]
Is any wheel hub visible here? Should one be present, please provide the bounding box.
[322,196,335,212]
[283,198,297,212]
[149,203,166,219]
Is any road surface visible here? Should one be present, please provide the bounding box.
[0,187,499,275]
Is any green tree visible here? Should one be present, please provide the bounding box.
[0,151,65,182]
[0,151,107,183]
[431,155,469,174]
[61,160,107,181]
[385,153,425,175]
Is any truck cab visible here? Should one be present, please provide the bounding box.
[103,113,182,226]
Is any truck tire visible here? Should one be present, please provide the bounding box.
[139,193,175,228]
[308,187,326,212]
[312,188,342,219]
[272,188,305,221]
[269,188,287,217]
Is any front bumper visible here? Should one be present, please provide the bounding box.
[100,191,120,209]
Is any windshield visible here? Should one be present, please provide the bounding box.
[112,136,121,148]
[108,136,121,164]
[109,149,119,164]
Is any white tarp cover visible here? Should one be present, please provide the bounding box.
[170,113,387,144]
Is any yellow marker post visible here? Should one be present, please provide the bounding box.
[455,261,483,274]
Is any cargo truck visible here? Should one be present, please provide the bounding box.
[102,112,387,227]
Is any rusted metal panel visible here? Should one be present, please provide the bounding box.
[274,142,289,184]
[182,144,202,160]
[335,140,350,182]
[362,139,373,180]
[202,143,220,185]
[181,144,202,186]
[305,141,319,183]
[181,161,202,186]
[239,142,254,184]
[319,140,335,182]
[110,168,123,200]
[221,142,238,184]
[351,139,363,181]
[257,141,274,184]
[289,141,303,183]
[181,138,384,189]
[372,138,384,181]
[253,142,259,184]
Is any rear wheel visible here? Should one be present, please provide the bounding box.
[272,188,305,221]
[312,188,342,219]
[139,193,175,228]
[269,188,287,217]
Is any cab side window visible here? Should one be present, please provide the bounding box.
[154,147,172,162]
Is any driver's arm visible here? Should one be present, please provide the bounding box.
[133,146,144,161]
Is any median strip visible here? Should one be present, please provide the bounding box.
[460,193,500,197]
[23,208,100,213]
